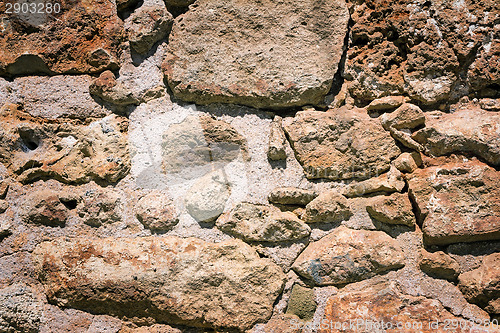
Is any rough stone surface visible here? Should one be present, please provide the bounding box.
[125,4,173,54]
[381,103,426,152]
[420,249,460,282]
[19,189,70,227]
[78,188,121,227]
[0,284,44,333]
[292,226,405,286]
[267,116,287,161]
[320,278,488,333]
[0,104,130,185]
[366,96,407,112]
[458,253,500,316]
[302,190,351,224]
[285,285,316,321]
[393,152,423,173]
[0,0,125,75]
[413,107,500,166]
[480,98,500,112]
[33,236,286,331]
[216,202,310,243]
[268,187,317,206]
[343,166,405,198]
[366,193,415,227]
[283,108,401,180]
[163,0,349,109]
[136,191,179,232]
[90,70,140,106]
[408,158,500,245]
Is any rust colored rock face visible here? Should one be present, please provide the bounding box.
[33,236,285,331]
[0,0,125,76]
[408,159,500,245]
[283,108,400,180]
[163,0,349,109]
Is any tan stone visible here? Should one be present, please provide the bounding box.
[302,190,351,224]
[366,193,415,227]
[216,202,310,243]
[342,166,405,198]
[163,0,349,109]
[366,96,407,111]
[268,187,317,206]
[89,71,139,106]
[267,116,287,161]
[136,191,179,232]
[19,189,70,227]
[33,236,286,331]
[292,226,404,286]
[283,107,400,180]
[393,152,422,173]
[419,250,460,281]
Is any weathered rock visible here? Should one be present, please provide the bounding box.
[19,189,70,227]
[125,4,173,54]
[0,200,8,214]
[11,76,111,120]
[0,284,44,333]
[468,29,500,95]
[267,116,287,161]
[413,107,500,166]
[250,314,301,333]
[119,324,181,333]
[89,71,140,106]
[366,96,407,112]
[366,193,415,227]
[345,0,497,105]
[163,0,349,109]
[78,189,121,227]
[302,190,351,224]
[268,187,317,206]
[285,285,316,321]
[283,108,400,180]
[342,166,405,198]
[162,115,248,175]
[380,103,426,151]
[0,220,10,239]
[420,249,460,282]
[41,305,123,333]
[216,202,310,243]
[0,104,130,185]
[458,253,500,316]
[0,0,125,75]
[319,278,487,333]
[136,191,179,232]
[292,226,404,286]
[393,152,422,173]
[480,98,500,112]
[33,236,286,330]
[185,169,231,223]
[408,159,500,245]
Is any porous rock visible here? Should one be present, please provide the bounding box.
[136,191,179,232]
[419,249,460,282]
[302,190,351,224]
[268,187,317,206]
[366,193,415,227]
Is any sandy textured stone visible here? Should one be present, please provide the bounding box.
[0,104,130,185]
[319,278,488,333]
[125,4,173,54]
[367,96,407,112]
[267,116,287,161]
[283,108,400,180]
[216,202,310,243]
[90,70,140,106]
[19,189,70,227]
[136,191,179,232]
[420,249,460,282]
[413,107,500,166]
[249,314,301,333]
[366,193,415,227]
[408,159,500,245]
[163,0,349,109]
[343,166,405,198]
[33,236,285,330]
[292,226,404,286]
[480,98,500,112]
[0,0,124,75]
[119,324,181,333]
[393,152,422,173]
[268,187,317,206]
[0,284,44,333]
[459,253,500,316]
[302,190,351,224]
[185,169,231,223]
[78,188,121,227]
[285,285,316,321]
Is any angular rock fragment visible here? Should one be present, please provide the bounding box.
[267,116,287,161]
[283,108,400,180]
[292,226,404,286]
[89,71,140,106]
[78,189,121,227]
[136,191,179,232]
[419,249,460,282]
[285,285,316,321]
[0,200,8,214]
[216,202,310,243]
[185,169,231,223]
[366,193,415,227]
[480,99,500,112]
[0,104,130,185]
[125,4,173,54]
[33,236,286,330]
[19,189,70,227]
[268,187,317,206]
[380,103,426,151]
[413,107,500,166]
[342,166,405,198]
[393,152,422,173]
[408,159,500,245]
[302,190,351,224]
[366,96,407,112]
[458,253,500,317]
[0,0,125,75]
[163,0,349,109]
